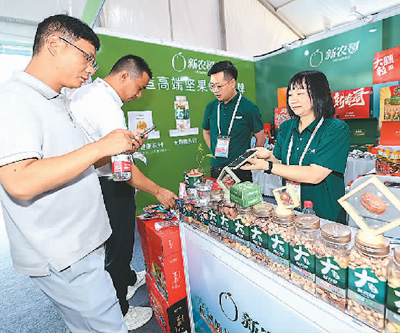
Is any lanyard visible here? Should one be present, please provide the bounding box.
[287,117,324,166]
[217,94,242,136]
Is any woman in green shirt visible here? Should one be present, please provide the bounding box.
[242,70,350,223]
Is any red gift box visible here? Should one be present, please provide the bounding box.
[380,121,400,146]
[146,274,191,333]
[137,216,187,304]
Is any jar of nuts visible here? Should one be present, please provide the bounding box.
[232,206,254,258]
[386,246,400,333]
[191,202,201,229]
[207,199,222,240]
[268,209,295,280]
[315,223,351,311]
[182,201,194,224]
[348,230,390,331]
[250,202,273,266]
[219,201,238,247]
[290,214,320,295]
[197,205,209,233]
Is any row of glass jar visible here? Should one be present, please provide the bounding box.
[180,195,400,333]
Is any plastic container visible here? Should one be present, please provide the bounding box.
[315,223,351,311]
[290,214,320,294]
[268,209,295,280]
[112,153,131,181]
[386,246,400,333]
[347,230,390,331]
[302,200,316,215]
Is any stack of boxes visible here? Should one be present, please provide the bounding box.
[137,216,191,333]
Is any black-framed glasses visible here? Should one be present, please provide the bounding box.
[59,37,99,72]
[208,79,232,92]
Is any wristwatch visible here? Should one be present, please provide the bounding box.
[264,161,273,174]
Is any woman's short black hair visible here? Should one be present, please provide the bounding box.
[33,14,100,55]
[286,70,335,119]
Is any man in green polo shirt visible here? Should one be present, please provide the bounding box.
[202,61,265,181]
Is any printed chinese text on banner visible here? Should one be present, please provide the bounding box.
[373,46,400,84]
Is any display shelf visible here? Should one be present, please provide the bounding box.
[180,222,375,333]
[169,128,199,137]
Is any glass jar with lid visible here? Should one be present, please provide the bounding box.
[232,206,254,258]
[182,201,194,224]
[250,202,273,266]
[348,230,391,331]
[268,209,295,280]
[191,202,201,229]
[207,199,222,240]
[315,223,351,311]
[219,200,238,248]
[386,246,400,333]
[197,205,209,233]
[290,214,320,294]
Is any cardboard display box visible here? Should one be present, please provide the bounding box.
[137,216,187,305]
[146,274,191,333]
[344,118,378,151]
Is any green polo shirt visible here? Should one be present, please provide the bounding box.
[202,91,264,168]
[273,117,350,223]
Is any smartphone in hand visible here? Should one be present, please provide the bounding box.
[139,125,157,138]
[227,149,258,169]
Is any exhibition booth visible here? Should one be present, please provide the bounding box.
[1,3,400,333]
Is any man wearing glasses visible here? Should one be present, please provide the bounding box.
[0,15,143,332]
[202,61,266,181]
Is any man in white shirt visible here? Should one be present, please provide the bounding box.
[0,15,144,332]
[70,55,177,330]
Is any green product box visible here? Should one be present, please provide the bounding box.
[229,181,261,199]
[230,192,262,208]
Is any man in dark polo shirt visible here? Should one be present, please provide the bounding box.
[202,61,265,181]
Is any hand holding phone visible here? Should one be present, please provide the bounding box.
[139,125,157,138]
[227,149,258,169]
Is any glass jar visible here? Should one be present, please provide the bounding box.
[386,246,400,333]
[232,206,254,258]
[290,214,320,294]
[268,209,295,280]
[348,230,390,331]
[315,223,351,311]
[191,202,201,229]
[250,202,273,266]
[219,200,237,248]
[207,199,222,240]
[197,205,209,233]
[182,201,194,224]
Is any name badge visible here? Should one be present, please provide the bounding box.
[215,136,230,158]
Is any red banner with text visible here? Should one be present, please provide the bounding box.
[373,46,400,84]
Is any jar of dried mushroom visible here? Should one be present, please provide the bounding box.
[348,230,390,331]
[232,206,254,258]
[250,202,273,266]
[290,214,320,295]
[386,246,400,333]
[315,223,351,311]
[182,201,194,224]
[268,209,295,280]
[219,200,238,248]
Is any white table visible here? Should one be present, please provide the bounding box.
[180,223,374,333]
